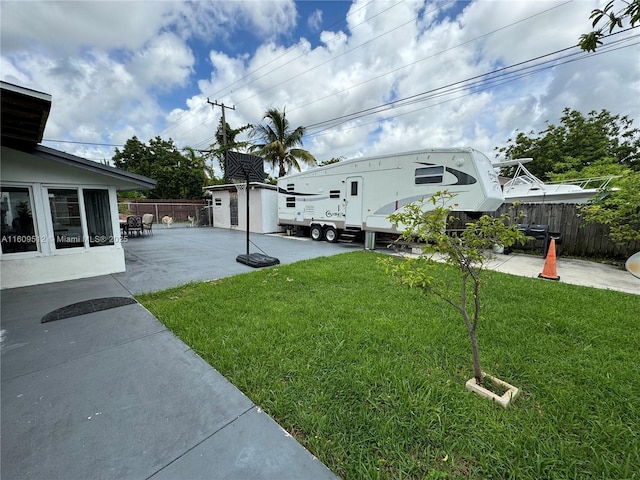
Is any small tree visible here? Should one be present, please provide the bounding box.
[382,192,527,384]
[579,171,640,245]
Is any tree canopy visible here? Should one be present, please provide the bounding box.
[206,117,253,182]
[496,108,640,245]
[496,108,640,181]
[579,0,640,51]
[251,108,316,177]
[113,136,206,199]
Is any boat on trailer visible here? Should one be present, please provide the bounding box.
[492,158,620,204]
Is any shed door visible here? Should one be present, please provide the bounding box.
[345,177,363,227]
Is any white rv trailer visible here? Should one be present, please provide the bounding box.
[277,148,503,243]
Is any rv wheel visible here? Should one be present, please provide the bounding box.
[310,225,323,241]
[324,226,338,243]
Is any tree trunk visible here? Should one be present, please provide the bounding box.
[468,327,482,383]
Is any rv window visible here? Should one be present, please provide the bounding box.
[350,182,358,196]
[215,198,222,206]
[415,166,444,184]
[286,197,296,208]
[330,190,340,198]
[287,183,295,192]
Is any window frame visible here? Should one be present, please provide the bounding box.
[0,184,41,256]
[44,185,118,252]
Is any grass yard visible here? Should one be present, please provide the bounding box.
[137,251,640,479]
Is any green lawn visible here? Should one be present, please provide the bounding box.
[137,251,640,479]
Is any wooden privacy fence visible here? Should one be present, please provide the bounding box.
[449,203,640,260]
[118,199,207,223]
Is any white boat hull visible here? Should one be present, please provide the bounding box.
[503,190,598,204]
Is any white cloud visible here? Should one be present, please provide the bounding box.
[307,9,323,31]
[128,32,194,92]
[1,0,637,169]
[0,1,181,54]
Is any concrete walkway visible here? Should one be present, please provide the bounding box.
[2,226,637,480]
[1,227,353,480]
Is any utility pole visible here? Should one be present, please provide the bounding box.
[207,98,235,145]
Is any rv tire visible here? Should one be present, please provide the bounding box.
[310,224,323,241]
[324,226,338,243]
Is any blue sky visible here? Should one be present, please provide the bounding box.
[1,0,638,170]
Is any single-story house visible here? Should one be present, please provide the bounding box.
[1,81,156,290]
[204,182,280,234]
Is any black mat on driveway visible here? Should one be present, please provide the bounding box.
[41,297,137,323]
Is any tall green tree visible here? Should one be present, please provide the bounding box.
[113,136,206,199]
[207,118,253,182]
[496,109,640,245]
[496,108,640,181]
[579,0,640,51]
[251,107,316,177]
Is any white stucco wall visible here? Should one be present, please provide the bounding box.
[236,187,279,234]
[211,190,232,229]
[207,184,279,234]
[1,146,130,289]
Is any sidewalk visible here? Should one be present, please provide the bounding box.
[485,252,639,295]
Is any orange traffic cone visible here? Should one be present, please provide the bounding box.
[538,238,560,281]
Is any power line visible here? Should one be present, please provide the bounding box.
[304,36,639,138]
[186,0,579,147]
[207,0,382,100]
[234,0,455,106]
[288,0,573,115]
[42,139,125,147]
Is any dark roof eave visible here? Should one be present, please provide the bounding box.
[31,144,157,190]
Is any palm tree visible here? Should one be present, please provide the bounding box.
[251,107,316,177]
[210,118,253,181]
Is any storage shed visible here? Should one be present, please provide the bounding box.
[204,182,280,234]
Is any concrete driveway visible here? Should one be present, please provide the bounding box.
[113,226,357,294]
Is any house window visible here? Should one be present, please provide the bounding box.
[83,189,114,247]
[286,197,296,208]
[49,189,83,249]
[1,186,38,254]
[415,166,444,184]
[330,190,340,199]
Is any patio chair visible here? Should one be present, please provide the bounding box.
[126,215,143,237]
[142,214,154,236]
